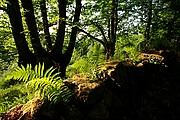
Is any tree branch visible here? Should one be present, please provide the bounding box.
[78,28,106,47]
[79,21,108,44]
[93,23,108,44]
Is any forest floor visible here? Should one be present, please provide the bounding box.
[1,51,180,120]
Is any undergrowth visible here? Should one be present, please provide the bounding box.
[67,42,105,78]
[0,63,72,114]
[0,80,34,114]
[67,35,144,78]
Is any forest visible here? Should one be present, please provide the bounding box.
[0,0,180,119]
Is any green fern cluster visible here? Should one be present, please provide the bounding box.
[5,63,72,105]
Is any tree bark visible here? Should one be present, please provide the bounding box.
[144,0,152,48]
[7,0,36,66]
[40,0,52,51]
[21,0,45,55]
[111,0,118,57]
[106,0,118,60]
[62,0,82,77]
[52,0,67,56]
[6,0,82,77]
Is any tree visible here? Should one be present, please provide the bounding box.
[78,0,118,60]
[144,0,152,45]
[0,0,82,77]
[78,0,142,60]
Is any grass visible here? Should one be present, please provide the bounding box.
[0,82,34,114]
[0,70,34,114]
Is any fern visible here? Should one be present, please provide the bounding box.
[5,63,72,105]
[6,64,32,82]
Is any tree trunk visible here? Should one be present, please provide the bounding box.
[60,0,82,77]
[51,0,82,77]
[78,0,118,61]
[7,0,36,66]
[52,0,67,56]
[144,0,152,49]
[106,0,118,60]
[40,0,52,51]
[21,0,46,56]
[6,0,82,77]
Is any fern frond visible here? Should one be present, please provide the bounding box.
[46,68,56,78]
[50,72,61,81]
[5,63,72,105]
[38,63,42,77]
[34,64,39,78]
[44,66,52,77]
[6,63,46,82]
[34,63,44,78]
[26,78,72,104]
[5,64,33,82]
[21,65,26,71]
[40,63,44,77]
